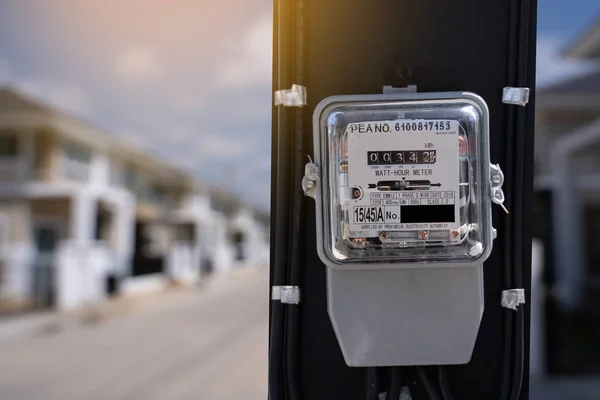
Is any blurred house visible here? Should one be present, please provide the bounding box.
[534,15,600,376]
[209,186,270,268]
[0,88,268,314]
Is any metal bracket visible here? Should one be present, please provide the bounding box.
[302,160,320,199]
[271,286,301,304]
[490,163,509,214]
[501,288,526,311]
[274,84,307,107]
[502,87,530,106]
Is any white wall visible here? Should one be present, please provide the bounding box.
[207,211,234,274]
[1,243,36,301]
[166,241,197,284]
[229,208,268,267]
[54,241,111,310]
[171,193,225,280]
[78,149,136,278]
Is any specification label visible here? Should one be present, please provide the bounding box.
[369,191,456,206]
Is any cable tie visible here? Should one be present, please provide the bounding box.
[501,288,525,311]
[502,87,530,106]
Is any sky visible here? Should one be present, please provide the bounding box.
[0,0,599,208]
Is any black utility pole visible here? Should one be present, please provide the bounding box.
[270,1,536,399]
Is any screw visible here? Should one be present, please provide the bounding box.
[469,242,484,257]
[492,175,501,184]
[418,230,429,240]
[351,238,366,246]
[379,231,389,240]
[451,230,460,239]
[306,180,315,188]
[352,188,361,199]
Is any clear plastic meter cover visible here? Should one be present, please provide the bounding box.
[313,93,493,267]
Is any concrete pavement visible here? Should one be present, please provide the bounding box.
[0,268,268,400]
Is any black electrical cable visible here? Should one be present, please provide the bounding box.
[433,0,532,397]
[283,0,305,397]
[500,0,531,399]
[437,367,454,400]
[268,0,295,399]
[418,367,441,400]
[498,1,520,399]
[508,309,525,399]
[387,367,402,400]
[365,367,379,400]
[268,95,290,400]
[507,0,532,397]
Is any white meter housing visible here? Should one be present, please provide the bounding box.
[313,92,493,268]
[307,92,498,367]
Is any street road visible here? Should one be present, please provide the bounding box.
[0,268,268,400]
[1,266,598,400]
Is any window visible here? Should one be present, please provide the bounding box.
[61,142,91,181]
[138,183,163,205]
[0,131,18,157]
[34,226,58,253]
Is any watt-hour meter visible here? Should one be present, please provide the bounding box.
[305,91,503,366]
[312,92,493,268]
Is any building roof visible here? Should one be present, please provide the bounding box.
[563,14,600,59]
[0,87,194,188]
[0,86,269,217]
[0,88,57,115]
[538,69,600,95]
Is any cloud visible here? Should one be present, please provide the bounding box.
[217,13,272,88]
[195,134,256,157]
[0,59,10,83]
[170,94,206,112]
[116,47,164,80]
[164,126,192,145]
[536,35,599,88]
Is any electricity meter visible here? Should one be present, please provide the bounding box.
[304,92,503,367]
[311,92,494,268]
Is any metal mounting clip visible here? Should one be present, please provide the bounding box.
[382,85,417,94]
[302,159,320,199]
[272,286,301,305]
[502,87,530,106]
[490,163,509,214]
[274,84,307,107]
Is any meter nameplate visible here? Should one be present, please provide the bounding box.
[346,119,460,238]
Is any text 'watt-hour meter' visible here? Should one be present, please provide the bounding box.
[303,91,506,366]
